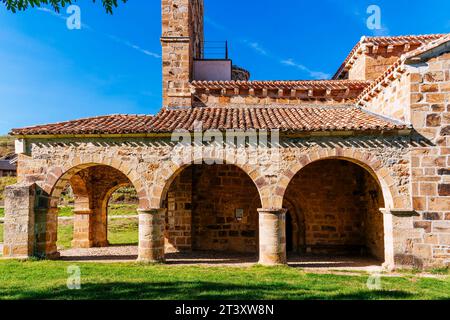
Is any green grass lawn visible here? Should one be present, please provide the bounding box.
[0,208,3,218]
[57,218,138,250]
[58,204,137,217]
[0,260,448,300]
[0,222,3,243]
[0,177,17,202]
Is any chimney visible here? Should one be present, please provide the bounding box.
[161,0,204,108]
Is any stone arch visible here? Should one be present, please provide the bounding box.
[43,160,149,209]
[101,182,134,215]
[276,150,408,210]
[35,161,147,255]
[149,157,267,209]
[281,155,389,262]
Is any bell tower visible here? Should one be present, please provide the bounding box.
[161,0,204,108]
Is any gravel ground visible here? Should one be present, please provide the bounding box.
[59,246,383,271]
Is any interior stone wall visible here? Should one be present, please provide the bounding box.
[284,160,385,257]
[165,164,261,253]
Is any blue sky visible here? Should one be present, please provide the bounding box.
[0,0,449,134]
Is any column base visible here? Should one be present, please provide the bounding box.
[136,257,165,264]
[46,251,61,260]
[93,240,110,248]
[71,240,94,249]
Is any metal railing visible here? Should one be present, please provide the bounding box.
[200,41,229,60]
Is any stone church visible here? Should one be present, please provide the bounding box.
[3,0,449,269]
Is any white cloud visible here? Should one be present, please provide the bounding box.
[243,40,269,56]
[281,58,330,80]
[108,35,161,58]
[36,7,160,59]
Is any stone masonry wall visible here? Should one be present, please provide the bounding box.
[347,43,423,81]
[348,53,366,80]
[165,167,193,252]
[165,164,261,253]
[406,52,450,268]
[363,71,411,123]
[191,165,260,253]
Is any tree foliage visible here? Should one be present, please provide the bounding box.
[2,0,127,14]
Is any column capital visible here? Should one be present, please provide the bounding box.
[138,208,167,215]
[257,208,287,215]
[379,208,418,217]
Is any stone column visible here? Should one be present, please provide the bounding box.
[72,209,94,248]
[258,208,287,265]
[92,206,109,247]
[3,184,36,258]
[137,209,166,263]
[34,193,59,259]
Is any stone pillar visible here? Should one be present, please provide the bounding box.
[72,210,94,248]
[92,206,109,247]
[381,209,421,270]
[2,184,36,258]
[34,193,59,259]
[258,208,287,265]
[137,209,166,263]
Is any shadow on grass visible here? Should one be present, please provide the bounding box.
[1,281,416,300]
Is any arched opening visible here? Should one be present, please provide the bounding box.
[46,164,140,260]
[104,185,139,248]
[284,159,385,265]
[162,163,261,263]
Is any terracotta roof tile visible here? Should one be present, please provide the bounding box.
[333,34,445,79]
[190,80,371,90]
[145,106,406,133]
[11,106,408,136]
[11,114,154,135]
[357,34,450,106]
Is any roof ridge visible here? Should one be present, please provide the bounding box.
[359,107,409,126]
[363,33,445,41]
[357,34,450,106]
[333,33,448,79]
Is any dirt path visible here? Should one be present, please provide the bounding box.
[59,246,385,272]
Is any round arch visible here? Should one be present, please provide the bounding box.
[149,157,267,209]
[276,151,408,210]
[42,161,149,209]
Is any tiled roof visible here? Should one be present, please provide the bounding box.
[11,106,407,136]
[148,106,406,132]
[10,114,154,135]
[357,34,450,106]
[333,34,445,79]
[190,80,372,90]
